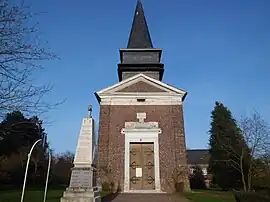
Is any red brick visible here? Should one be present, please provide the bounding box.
[116,81,166,92]
[97,105,190,192]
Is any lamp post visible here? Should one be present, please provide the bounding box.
[20,139,42,202]
[20,139,52,202]
[43,148,51,202]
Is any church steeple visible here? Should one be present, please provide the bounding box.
[127,0,153,48]
[117,0,164,81]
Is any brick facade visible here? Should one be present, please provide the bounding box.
[97,104,190,192]
[95,0,190,194]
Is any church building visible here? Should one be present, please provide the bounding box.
[95,0,190,193]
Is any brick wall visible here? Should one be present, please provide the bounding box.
[97,104,189,192]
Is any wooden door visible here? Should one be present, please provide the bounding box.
[129,143,155,190]
[142,143,155,190]
[129,143,143,190]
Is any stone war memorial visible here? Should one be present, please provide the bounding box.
[61,105,101,202]
[62,0,190,201]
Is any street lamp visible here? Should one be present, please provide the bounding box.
[20,139,42,202]
[20,138,52,202]
[43,148,51,202]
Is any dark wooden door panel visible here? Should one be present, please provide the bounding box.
[129,143,155,190]
[129,143,142,190]
[142,143,155,190]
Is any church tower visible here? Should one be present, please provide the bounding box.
[96,0,190,193]
[118,0,164,81]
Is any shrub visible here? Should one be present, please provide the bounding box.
[189,166,206,190]
[234,191,270,202]
[102,181,116,192]
[102,182,111,192]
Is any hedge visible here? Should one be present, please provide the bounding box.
[234,191,270,202]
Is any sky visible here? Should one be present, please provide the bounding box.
[24,0,270,153]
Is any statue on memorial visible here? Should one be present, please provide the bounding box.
[88,105,92,118]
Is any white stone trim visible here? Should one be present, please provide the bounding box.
[121,128,162,192]
[96,73,186,96]
[113,77,167,93]
[99,95,183,105]
[95,73,187,105]
[137,112,146,122]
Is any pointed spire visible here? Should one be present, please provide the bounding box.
[127,0,153,48]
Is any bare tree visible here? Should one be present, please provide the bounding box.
[262,153,270,175]
[239,111,270,191]
[214,111,270,192]
[51,151,74,185]
[0,0,58,119]
[215,127,249,191]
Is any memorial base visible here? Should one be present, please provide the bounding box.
[60,187,101,202]
[60,166,100,202]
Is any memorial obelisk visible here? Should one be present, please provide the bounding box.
[61,105,100,202]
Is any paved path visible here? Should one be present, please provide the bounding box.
[101,193,190,202]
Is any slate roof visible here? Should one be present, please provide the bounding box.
[127,0,153,48]
[187,149,210,165]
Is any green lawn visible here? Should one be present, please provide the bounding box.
[0,189,237,202]
[183,190,235,202]
[0,189,109,202]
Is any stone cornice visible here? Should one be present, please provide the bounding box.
[99,95,183,105]
[121,115,162,134]
[125,121,159,129]
[121,128,162,134]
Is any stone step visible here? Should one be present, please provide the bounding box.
[61,190,101,202]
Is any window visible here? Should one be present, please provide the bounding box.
[137,98,146,102]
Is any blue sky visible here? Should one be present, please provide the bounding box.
[27,0,270,153]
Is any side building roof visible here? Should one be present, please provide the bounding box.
[187,149,210,165]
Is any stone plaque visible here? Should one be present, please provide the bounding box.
[136,168,142,177]
[70,169,92,188]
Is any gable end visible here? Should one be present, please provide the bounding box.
[116,81,167,93]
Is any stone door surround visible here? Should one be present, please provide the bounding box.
[121,113,162,193]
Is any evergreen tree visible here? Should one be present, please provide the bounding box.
[0,111,48,185]
[208,102,249,190]
[0,111,47,156]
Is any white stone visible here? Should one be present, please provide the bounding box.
[60,116,100,202]
[95,73,187,106]
[96,73,187,95]
[122,114,162,193]
[61,188,101,202]
[124,121,159,129]
[137,112,146,122]
[74,118,95,166]
[123,130,161,192]
[100,96,183,105]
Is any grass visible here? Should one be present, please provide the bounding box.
[0,189,110,202]
[0,188,237,202]
[183,190,235,202]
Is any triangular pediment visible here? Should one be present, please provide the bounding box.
[96,73,187,96]
[116,80,167,93]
